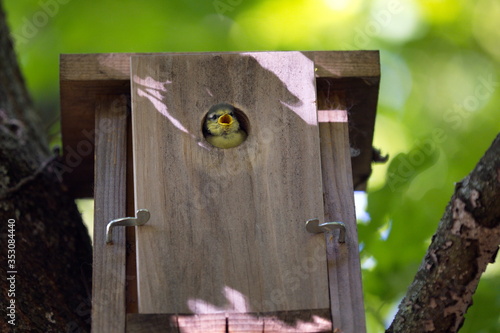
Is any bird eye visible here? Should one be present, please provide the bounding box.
[209,114,218,121]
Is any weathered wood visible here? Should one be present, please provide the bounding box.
[126,310,332,332]
[126,114,139,314]
[310,50,380,78]
[131,52,329,314]
[60,79,129,197]
[60,51,380,197]
[127,313,227,333]
[226,313,265,332]
[177,313,227,333]
[261,309,332,332]
[126,314,179,333]
[318,109,366,333]
[60,51,379,81]
[92,95,128,333]
[316,76,380,191]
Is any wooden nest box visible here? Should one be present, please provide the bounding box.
[60,51,380,333]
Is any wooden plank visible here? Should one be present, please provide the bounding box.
[310,50,380,78]
[60,51,379,82]
[316,77,380,191]
[319,109,366,333]
[127,314,178,333]
[177,313,227,333]
[126,313,227,333]
[59,52,380,197]
[126,111,139,314]
[261,309,332,333]
[131,52,329,314]
[227,312,265,332]
[59,79,130,197]
[126,310,331,333]
[92,95,128,332]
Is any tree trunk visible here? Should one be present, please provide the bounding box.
[387,133,500,333]
[0,2,92,332]
[1,1,499,332]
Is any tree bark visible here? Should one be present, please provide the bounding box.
[0,2,92,332]
[1,1,499,333]
[387,133,500,333]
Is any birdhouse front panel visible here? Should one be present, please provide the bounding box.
[130,53,329,314]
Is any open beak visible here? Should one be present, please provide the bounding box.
[218,114,233,126]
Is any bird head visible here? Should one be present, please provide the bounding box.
[204,104,241,136]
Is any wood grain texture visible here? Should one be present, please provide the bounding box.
[131,52,329,314]
[60,51,379,81]
[126,112,139,314]
[126,314,179,333]
[316,76,380,191]
[59,79,129,197]
[261,309,332,333]
[309,50,380,78]
[226,313,265,332]
[177,313,227,333]
[126,310,332,333]
[319,109,366,333]
[59,51,380,197]
[92,95,128,332]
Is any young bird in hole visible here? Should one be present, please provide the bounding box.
[204,104,247,149]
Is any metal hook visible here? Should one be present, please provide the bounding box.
[306,218,346,243]
[106,209,150,244]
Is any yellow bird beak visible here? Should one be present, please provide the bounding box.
[218,114,233,126]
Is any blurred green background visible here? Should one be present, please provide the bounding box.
[4,0,499,331]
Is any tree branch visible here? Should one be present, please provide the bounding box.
[387,133,500,333]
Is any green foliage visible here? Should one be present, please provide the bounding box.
[4,0,499,331]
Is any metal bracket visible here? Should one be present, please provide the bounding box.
[106,209,150,244]
[306,218,346,243]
